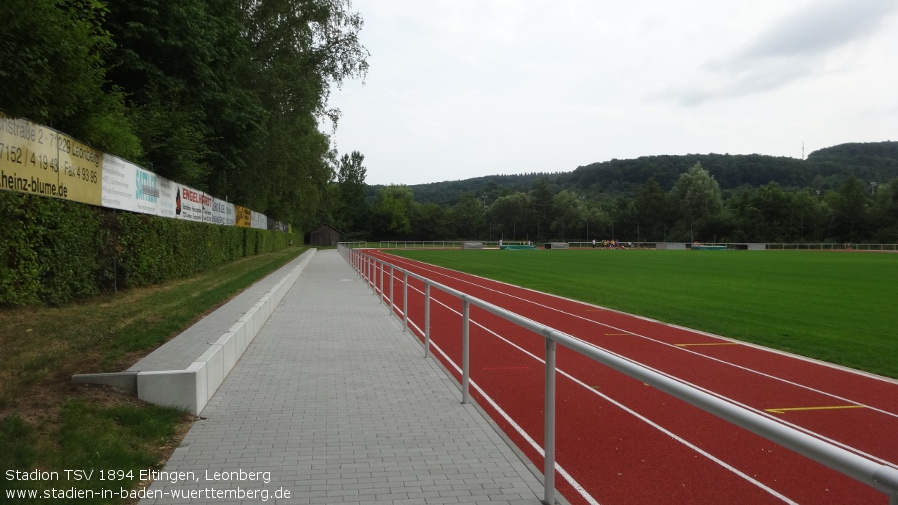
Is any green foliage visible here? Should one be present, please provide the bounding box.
[334,151,369,231]
[0,192,299,306]
[0,0,140,155]
[114,213,298,288]
[670,162,723,241]
[374,185,414,236]
[0,193,101,305]
[5,0,369,236]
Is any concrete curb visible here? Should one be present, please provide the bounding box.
[72,249,316,415]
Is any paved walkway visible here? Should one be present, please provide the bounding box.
[140,249,545,505]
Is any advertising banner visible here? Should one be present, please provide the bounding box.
[235,205,252,228]
[156,176,178,218]
[251,210,268,230]
[268,220,290,232]
[1,113,103,205]
[101,153,160,216]
[3,114,291,233]
[101,154,136,212]
[210,198,234,226]
[176,185,206,222]
[133,166,159,215]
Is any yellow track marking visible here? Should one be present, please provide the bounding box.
[764,405,866,414]
[675,342,739,347]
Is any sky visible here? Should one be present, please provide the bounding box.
[325,0,898,186]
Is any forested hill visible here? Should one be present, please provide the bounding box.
[403,141,898,204]
[400,173,559,206]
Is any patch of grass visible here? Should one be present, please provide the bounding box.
[389,249,898,378]
[0,246,307,503]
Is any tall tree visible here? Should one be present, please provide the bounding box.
[373,185,413,236]
[552,190,584,241]
[670,162,723,242]
[104,0,262,187]
[832,175,870,242]
[530,178,556,242]
[234,0,368,223]
[635,178,670,241]
[335,151,368,231]
[1,0,139,157]
[488,193,531,241]
[449,193,486,240]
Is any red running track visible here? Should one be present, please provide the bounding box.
[360,250,898,504]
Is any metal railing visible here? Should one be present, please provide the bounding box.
[337,243,898,505]
[369,241,898,251]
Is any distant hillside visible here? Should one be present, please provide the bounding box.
[391,141,898,204]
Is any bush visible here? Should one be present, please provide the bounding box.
[0,192,300,306]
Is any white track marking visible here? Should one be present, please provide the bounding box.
[373,252,898,472]
[381,253,898,421]
[395,274,798,504]
[409,323,602,505]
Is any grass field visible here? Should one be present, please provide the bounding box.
[387,248,898,379]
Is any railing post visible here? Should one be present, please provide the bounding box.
[462,299,470,404]
[544,337,557,505]
[379,260,384,301]
[424,283,431,358]
[402,271,408,332]
[389,265,395,316]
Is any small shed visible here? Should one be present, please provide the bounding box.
[308,223,342,246]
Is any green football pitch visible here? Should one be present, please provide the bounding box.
[386,248,898,379]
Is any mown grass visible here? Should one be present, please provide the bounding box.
[0,246,307,503]
[389,248,898,379]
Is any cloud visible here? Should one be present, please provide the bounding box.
[669,0,898,105]
[739,0,896,60]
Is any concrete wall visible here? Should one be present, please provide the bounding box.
[74,249,316,415]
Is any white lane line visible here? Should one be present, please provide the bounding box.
[382,253,898,422]
[398,277,797,505]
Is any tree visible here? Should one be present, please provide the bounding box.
[552,190,584,241]
[1,0,140,158]
[790,190,824,242]
[410,202,449,240]
[635,178,670,241]
[448,193,486,240]
[670,162,723,242]
[870,178,898,242]
[753,182,791,241]
[104,0,262,188]
[529,178,556,242]
[488,193,531,241]
[335,151,368,231]
[234,0,368,223]
[373,185,414,236]
[832,175,870,242]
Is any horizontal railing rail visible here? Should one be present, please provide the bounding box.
[337,243,898,505]
[369,241,898,251]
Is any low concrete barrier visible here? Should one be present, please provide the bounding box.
[73,249,316,415]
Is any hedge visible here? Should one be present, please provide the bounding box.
[0,192,300,306]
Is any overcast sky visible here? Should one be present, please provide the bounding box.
[325,0,898,186]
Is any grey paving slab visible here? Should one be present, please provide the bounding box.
[139,249,545,504]
[129,250,315,372]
